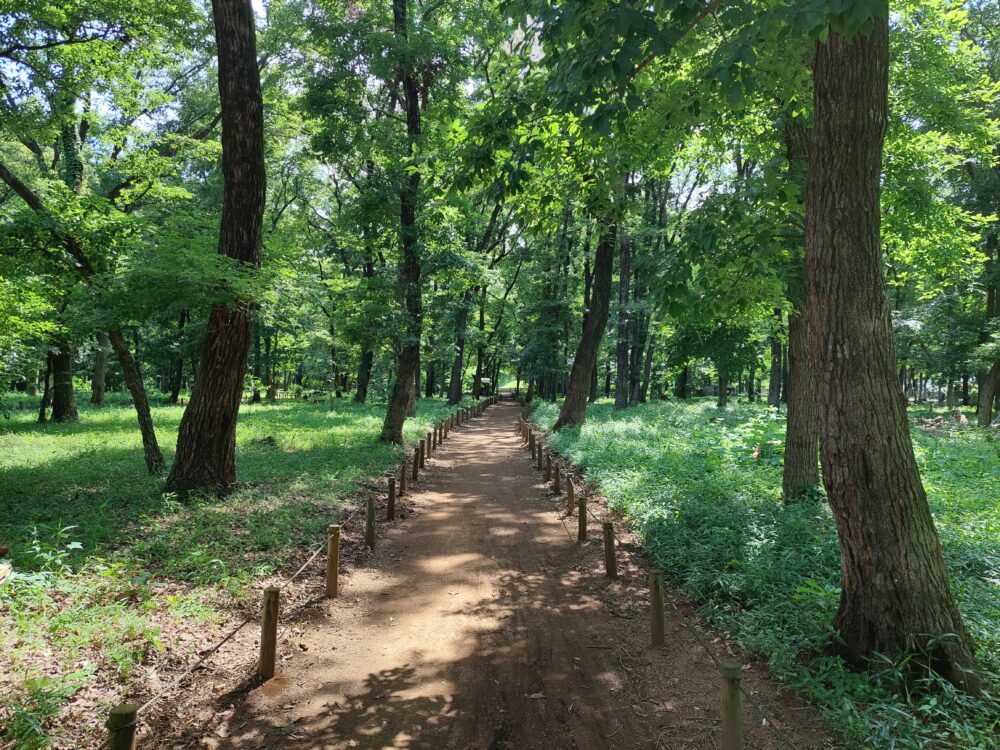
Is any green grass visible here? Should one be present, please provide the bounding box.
[0,392,467,749]
[533,398,1000,749]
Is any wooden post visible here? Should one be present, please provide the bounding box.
[326,524,341,597]
[432,426,437,449]
[578,496,587,541]
[721,661,744,750]
[566,477,575,514]
[528,431,535,456]
[545,454,552,481]
[603,522,617,579]
[106,704,138,750]
[412,448,419,481]
[553,463,561,494]
[259,587,279,680]
[426,431,433,458]
[387,478,396,521]
[650,571,665,647]
[419,439,426,468]
[400,457,408,495]
[537,443,544,471]
[366,496,376,550]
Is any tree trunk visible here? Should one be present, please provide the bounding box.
[807,10,978,690]
[554,221,616,430]
[251,322,262,404]
[783,305,820,499]
[768,308,782,406]
[473,287,485,399]
[977,363,1000,426]
[109,330,165,474]
[747,359,756,402]
[961,373,970,406]
[639,333,655,403]
[379,0,422,443]
[976,235,997,425]
[49,335,77,422]
[716,369,728,409]
[166,0,265,495]
[38,352,52,423]
[91,333,109,405]
[447,290,471,405]
[170,311,187,405]
[614,231,631,410]
[677,365,690,399]
[355,349,374,403]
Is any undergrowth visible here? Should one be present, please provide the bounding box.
[534,398,1000,749]
[0,393,466,749]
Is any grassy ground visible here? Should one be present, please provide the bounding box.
[0,392,466,750]
[533,398,1000,750]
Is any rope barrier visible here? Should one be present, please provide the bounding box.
[525,418,799,750]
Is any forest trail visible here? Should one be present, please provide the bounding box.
[195,401,835,750]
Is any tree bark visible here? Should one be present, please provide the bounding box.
[614,231,631,410]
[166,0,266,495]
[473,287,485,399]
[170,311,188,405]
[355,349,374,403]
[251,321,262,404]
[49,335,77,422]
[716,369,728,409]
[768,308,782,406]
[783,305,820,499]
[91,333,109,405]
[38,352,52,423]
[976,234,997,425]
[109,330,165,474]
[380,0,422,443]
[554,221,616,430]
[807,10,979,690]
[447,290,471,405]
[639,333,655,403]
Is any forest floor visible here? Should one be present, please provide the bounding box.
[162,400,835,750]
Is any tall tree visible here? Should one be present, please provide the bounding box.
[166,0,266,494]
[806,4,978,689]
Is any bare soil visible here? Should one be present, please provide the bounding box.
[159,400,837,749]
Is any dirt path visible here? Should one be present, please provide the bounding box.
[191,401,836,750]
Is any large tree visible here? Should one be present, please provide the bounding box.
[165,0,266,494]
[805,3,978,689]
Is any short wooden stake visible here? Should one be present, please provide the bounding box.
[603,522,617,579]
[578,496,587,541]
[545,454,552,481]
[721,661,744,750]
[650,571,665,647]
[106,704,138,750]
[366,496,376,550]
[528,431,535,456]
[400,457,408,495]
[567,477,575,514]
[426,431,433,458]
[537,443,544,470]
[432,426,437,449]
[326,524,341,598]
[419,439,426,468]
[412,448,419,481]
[258,587,279,680]
[387,478,396,521]
[553,463,561,494]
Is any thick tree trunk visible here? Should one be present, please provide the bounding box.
[49,335,77,422]
[977,362,1000,426]
[355,349,374,403]
[614,232,631,410]
[807,11,978,690]
[109,330,165,474]
[91,333,109,405]
[976,236,997,425]
[380,0,422,443]
[716,369,728,409]
[783,305,820,499]
[447,291,471,405]
[554,222,616,430]
[166,0,265,495]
